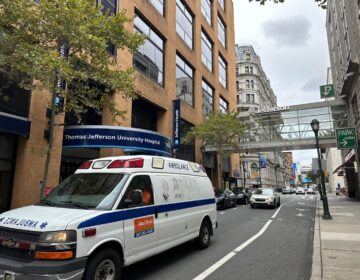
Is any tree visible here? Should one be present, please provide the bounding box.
[183,111,245,189]
[0,0,144,198]
[248,0,327,9]
[306,170,318,183]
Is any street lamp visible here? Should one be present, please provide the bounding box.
[310,119,332,220]
[241,160,247,188]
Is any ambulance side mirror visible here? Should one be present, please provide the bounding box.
[125,189,142,207]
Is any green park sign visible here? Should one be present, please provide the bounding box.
[320,84,334,99]
[336,128,358,149]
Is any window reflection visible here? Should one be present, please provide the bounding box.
[201,0,212,25]
[176,0,193,49]
[133,16,164,86]
[201,31,213,71]
[202,80,213,116]
[176,55,194,107]
[218,55,227,88]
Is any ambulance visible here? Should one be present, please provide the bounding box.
[0,156,217,279]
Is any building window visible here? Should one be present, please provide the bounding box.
[150,0,164,15]
[201,0,212,25]
[218,0,225,10]
[133,15,164,86]
[245,66,249,73]
[236,66,239,75]
[246,53,250,61]
[218,16,226,48]
[246,94,250,103]
[236,81,239,90]
[250,66,253,74]
[250,80,254,89]
[245,80,250,89]
[236,95,240,104]
[251,94,255,103]
[201,31,213,72]
[176,54,194,107]
[202,80,214,116]
[176,0,193,49]
[218,55,227,88]
[98,0,117,14]
[97,0,117,55]
[219,96,228,113]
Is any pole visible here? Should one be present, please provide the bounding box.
[242,161,246,188]
[258,153,263,188]
[315,132,332,219]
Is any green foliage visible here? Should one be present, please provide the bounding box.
[249,0,327,9]
[183,111,245,155]
[0,0,145,120]
[306,170,317,183]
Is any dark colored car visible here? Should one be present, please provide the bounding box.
[215,189,236,209]
[232,187,252,204]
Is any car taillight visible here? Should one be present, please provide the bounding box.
[107,158,144,169]
[78,161,93,169]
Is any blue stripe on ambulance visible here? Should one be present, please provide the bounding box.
[78,198,215,229]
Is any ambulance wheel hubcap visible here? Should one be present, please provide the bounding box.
[95,259,116,280]
[202,226,209,244]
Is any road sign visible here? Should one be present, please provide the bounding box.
[336,128,358,149]
[320,84,334,99]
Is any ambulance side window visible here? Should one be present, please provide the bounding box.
[119,175,154,208]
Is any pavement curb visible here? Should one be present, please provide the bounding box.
[310,197,322,280]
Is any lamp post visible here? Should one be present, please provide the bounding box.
[310,119,332,220]
[258,153,263,188]
[242,160,247,188]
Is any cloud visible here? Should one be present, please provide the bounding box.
[261,16,312,47]
[301,76,324,92]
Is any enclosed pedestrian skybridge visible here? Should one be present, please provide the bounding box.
[207,99,349,153]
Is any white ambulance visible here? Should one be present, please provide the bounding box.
[0,156,217,279]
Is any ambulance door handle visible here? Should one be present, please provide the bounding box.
[154,207,158,219]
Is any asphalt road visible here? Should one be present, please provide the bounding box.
[122,194,317,280]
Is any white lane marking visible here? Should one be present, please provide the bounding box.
[233,208,238,210]
[321,232,360,242]
[219,212,225,215]
[193,206,283,280]
[309,196,314,199]
[296,208,309,212]
[296,213,304,217]
[298,202,305,205]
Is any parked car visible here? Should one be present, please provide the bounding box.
[282,186,291,194]
[232,187,252,204]
[215,189,236,209]
[307,187,315,194]
[250,188,280,209]
[296,187,305,195]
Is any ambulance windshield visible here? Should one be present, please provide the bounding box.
[40,173,127,210]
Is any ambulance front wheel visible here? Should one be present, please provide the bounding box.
[83,248,122,280]
[196,220,211,249]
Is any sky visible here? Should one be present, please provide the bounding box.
[233,0,329,165]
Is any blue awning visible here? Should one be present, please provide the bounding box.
[0,112,31,138]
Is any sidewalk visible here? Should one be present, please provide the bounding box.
[311,193,360,280]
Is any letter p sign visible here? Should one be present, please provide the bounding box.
[320,84,334,99]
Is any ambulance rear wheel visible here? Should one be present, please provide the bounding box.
[84,248,122,280]
[196,221,211,249]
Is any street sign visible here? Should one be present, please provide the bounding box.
[336,128,358,149]
[320,84,334,99]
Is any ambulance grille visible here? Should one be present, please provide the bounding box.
[0,227,40,261]
[0,227,40,242]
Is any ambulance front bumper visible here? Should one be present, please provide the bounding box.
[0,255,87,280]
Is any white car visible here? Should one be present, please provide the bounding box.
[250,188,280,209]
[296,187,305,195]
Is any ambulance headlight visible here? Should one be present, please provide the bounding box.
[39,231,77,243]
